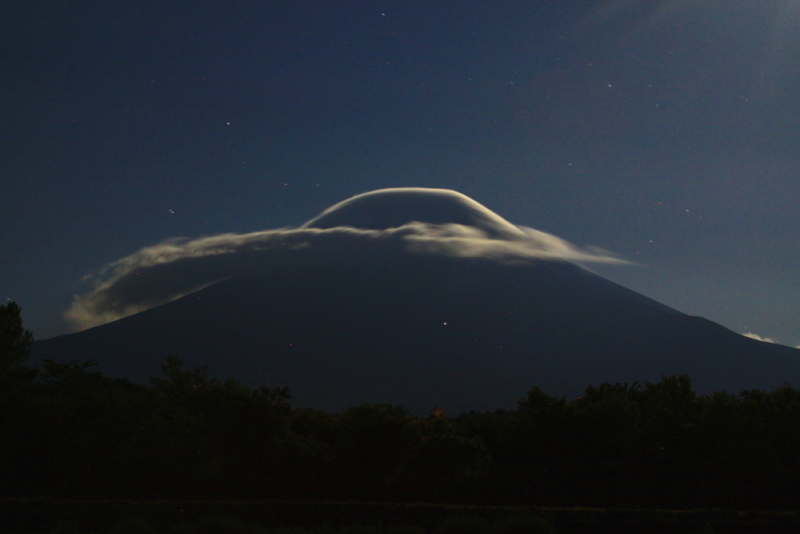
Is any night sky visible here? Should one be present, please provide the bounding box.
[2,1,798,347]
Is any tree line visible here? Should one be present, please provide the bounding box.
[2,302,800,509]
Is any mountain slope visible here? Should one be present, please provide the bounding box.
[33,254,800,414]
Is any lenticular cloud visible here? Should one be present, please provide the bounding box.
[65,188,625,331]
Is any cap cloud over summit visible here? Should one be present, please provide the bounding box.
[301,188,526,238]
[65,188,624,331]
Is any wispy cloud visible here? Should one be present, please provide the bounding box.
[742,332,777,344]
[65,189,626,331]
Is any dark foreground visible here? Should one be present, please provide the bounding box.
[3,499,800,534]
[4,352,800,511]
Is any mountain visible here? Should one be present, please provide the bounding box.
[32,189,800,415]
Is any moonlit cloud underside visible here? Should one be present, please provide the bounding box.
[65,189,626,331]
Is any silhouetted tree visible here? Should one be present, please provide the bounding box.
[149,354,211,394]
[0,301,34,381]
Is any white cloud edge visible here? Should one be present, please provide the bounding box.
[742,331,800,349]
[742,331,778,344]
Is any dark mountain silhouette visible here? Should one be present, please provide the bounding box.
[33,189,800,414]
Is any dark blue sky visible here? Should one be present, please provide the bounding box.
[2,1,798,346]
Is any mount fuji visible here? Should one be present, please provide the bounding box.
[32,188,800,414]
